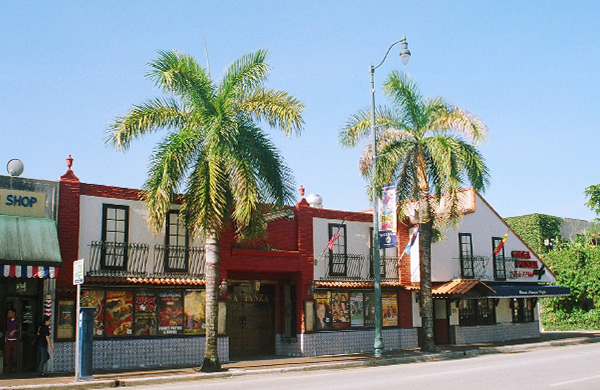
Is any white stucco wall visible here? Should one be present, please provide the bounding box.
[312,217,372,280]
[409,191,556,284]
[78,195,203,270]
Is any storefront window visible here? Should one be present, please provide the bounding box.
[158,291,184,335]
[134,291,157,336]
[313,290,397,331]
[81,290,105,336]
[512,298,535,323]
[184,290,206,334]
[459,299,496,326]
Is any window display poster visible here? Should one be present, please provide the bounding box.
[314,291,333,331]
[364,292,375,328]
[350,292,364,327]
[81,290,105,336]
[105,291,133,336]
[184,290,206,335]
[158,291,183,335]
[331,292,350,329]
[382,293,398,327]
[57,300,75,339]
[134,291,157,336]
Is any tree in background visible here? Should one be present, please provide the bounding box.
[505,214,563,253]
[339,71,488,351]
[585,184,600,222]
[106,49,304,371]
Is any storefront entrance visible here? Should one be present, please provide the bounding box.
[1,279,42,373]
[227,283,275,358]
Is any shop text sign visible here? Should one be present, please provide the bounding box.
[0,189,46,218]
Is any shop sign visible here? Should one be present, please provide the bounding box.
[511,250,531,259]
[0,189,46,218]
[16,282,26,293]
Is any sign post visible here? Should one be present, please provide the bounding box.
[73,259,84,382]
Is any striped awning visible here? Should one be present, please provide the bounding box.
[1,264,58,278]
[0,215,62,278]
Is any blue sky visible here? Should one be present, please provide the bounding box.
[1,2,599,221]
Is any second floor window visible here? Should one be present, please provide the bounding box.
[492,236,507,280]
[101,204,129,270]
[165,210,188,272]
[328,223,347,276]
[459,233,474,278]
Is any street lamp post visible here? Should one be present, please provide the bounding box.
[370,36,410,357]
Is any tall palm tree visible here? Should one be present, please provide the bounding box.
[106,49,304,371]
[339,71,488,352]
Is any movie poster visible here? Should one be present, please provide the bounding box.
[331,292,350,329]
[158,291,183,335]
[81,290,105,336]
[382,293,398,327]
[105,291,133,336]
[184,290,206,335]
[350,292,364,327]
[313,291,333,331]
[57,300,75,339]
[364,292,375,328]
[134,291,157,336]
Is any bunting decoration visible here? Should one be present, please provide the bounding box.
[0,265,58,278]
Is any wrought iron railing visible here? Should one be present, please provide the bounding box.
[322,253,399,282]
[457,256,523,281]
[88,241,205,278]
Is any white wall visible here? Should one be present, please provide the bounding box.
[78,195,203,270]
[410,192,556,284]
[312,217,372,280]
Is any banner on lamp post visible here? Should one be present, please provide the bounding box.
[378,184,397,249]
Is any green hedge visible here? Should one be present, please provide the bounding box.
[505,214,562,253]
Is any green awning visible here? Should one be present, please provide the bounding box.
[0,215,62,266]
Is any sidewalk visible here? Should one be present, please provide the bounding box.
[2,331,600,390]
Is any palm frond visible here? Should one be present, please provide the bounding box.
[141,127,202,231]
[106,97,188,151]
[238,87,305,136]
[147,50,215,113]
[384,71,425,130]
[220,49,270,100]
[429,106,488,145]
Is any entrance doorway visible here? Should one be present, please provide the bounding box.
[227,283,276,358]
[2,296,39,373]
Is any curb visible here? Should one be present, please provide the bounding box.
[3,336,600,390]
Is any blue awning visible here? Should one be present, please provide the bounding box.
[488,284,570,298]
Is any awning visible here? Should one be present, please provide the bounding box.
[487,284,570,298]
[0,215,62,278]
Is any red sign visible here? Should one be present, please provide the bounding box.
[515,260,538,269]
[511,251,531,259]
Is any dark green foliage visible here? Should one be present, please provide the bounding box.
[585,184,600,220]
[541,238,600,330]
[505,214,562,253]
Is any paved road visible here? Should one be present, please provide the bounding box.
[131,343,600,390]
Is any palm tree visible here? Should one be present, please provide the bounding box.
[106,49,304,371]
[339,71,488,352]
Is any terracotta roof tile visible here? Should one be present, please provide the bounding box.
[84,275,205,286]
[407,279,495,297]
[314,281,405,289]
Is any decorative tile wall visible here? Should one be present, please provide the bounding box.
[53,337,229,373]
[454,321,540,345]
[276,328,419,357]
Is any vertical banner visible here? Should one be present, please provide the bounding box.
[378,184,397,248]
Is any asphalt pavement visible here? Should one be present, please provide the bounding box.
[1,330,599,390]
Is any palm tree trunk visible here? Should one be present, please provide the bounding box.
[416,151,436,352]
[200,232,221,372]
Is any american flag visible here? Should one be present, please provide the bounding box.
[327,219,346,251]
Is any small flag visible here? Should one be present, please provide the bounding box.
[494,230,509,255]
[327,219,346,251]
[404,227,419,255]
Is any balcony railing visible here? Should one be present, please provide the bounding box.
[457,256,525,281]
[321,253,399,282]
[88,241,205,278]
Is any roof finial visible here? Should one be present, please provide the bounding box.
[67,155,73,170]
[299,185,305,197]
